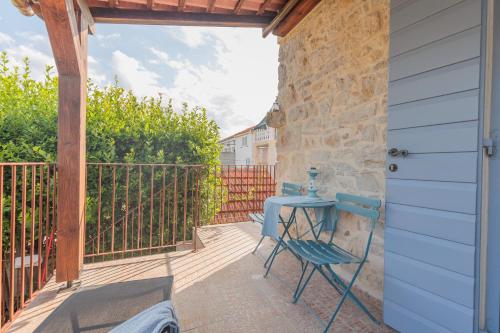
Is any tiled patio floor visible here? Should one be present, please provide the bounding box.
[8,222,396,333]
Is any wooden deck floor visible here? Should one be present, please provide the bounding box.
[8,222,395,333]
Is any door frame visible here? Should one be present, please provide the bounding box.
[478,0,499,332]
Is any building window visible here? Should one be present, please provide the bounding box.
[245,158,251,165]
[242,136,248,147]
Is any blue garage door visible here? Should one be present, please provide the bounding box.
[384,0,482,332]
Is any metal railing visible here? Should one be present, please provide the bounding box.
[0,163,57,330]
[84,163,204,262]
[0,161,277,328]
[84,163,276,261]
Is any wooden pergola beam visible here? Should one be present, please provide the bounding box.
[91,8,273,27]
[40,0,84,75]
[262,0,301,37]
[40,0,88,283]
[273,0,320,36]
[257,0,273,15]
[76,0,96,35]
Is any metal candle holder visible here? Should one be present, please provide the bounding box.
[307,167,319,198]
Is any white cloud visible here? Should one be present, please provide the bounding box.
[88,55,106,85]
[27,34,46,43]
[149,47,191,70]
[166,27,209,48]
[0,32,14,45]
[111,50,167,97]
[88,55,98,65]
[96,33,121,48]
[152,27,278,137]
[97,33,121,41]
[5,44,55,80]
[6,26,279,137]
[15,31,46,43]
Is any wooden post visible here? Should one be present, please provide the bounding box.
[40,0,89,283]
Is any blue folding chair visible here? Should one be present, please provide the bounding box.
[287,193,381,333]
[249,182,303,254]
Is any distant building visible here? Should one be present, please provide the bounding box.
[252,117,277,166]
[219,126,253,165]
[219,136,235,165]
[219,118,277,166]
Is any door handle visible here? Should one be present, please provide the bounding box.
[388,148,409,157]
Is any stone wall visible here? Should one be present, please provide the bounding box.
[276,0,389,300]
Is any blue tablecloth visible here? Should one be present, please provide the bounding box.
[262,196,336,239]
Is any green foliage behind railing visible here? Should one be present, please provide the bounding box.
[0,52,222,166]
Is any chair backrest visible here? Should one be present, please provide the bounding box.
[281,182,303,196]
[333,193,382,260]
[335,193,381,226]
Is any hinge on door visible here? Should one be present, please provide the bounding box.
[483,138,495,157]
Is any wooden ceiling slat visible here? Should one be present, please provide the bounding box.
[178,0,186,11]
[256,0,272,15]
[207,0,216,12]
[234,0,245,14]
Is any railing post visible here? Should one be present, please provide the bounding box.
[20,166,27,307]
[137,166,142,252]
[0,166,3,326]
[173,167,178,245]
[193,168,200,252]
[149,166,154,254]
[123,166,129,257]
[9,165,16,321]
[97,165,102,255]
[37,166,43,289]
[183,167,189,242]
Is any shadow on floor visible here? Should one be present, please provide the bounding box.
[34,276,173,333]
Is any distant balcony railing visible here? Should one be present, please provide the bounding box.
[255,128,277,142]
[0,163,57,330]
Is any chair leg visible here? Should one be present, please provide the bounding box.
[323,263,379,333]
[293,265,316,304]
[324,265,380,325]
[252,235,265,254]
[316,265,344,296]
[293,261,309,299]
[264,243,280,277]
[264,210,297,275]
[264,237,281,268]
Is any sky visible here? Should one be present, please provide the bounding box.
[0,4,279,138]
